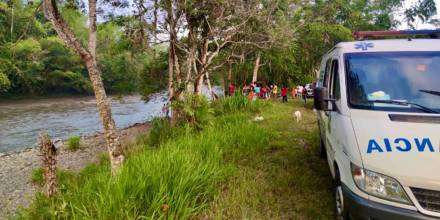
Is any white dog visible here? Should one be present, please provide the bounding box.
[293,111,302,122]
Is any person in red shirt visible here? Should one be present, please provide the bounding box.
[261,86,267,98]
[281,86,288,103]
[228,83,235,96]
[302,86,308,104]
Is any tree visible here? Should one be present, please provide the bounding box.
[43,0,124,175]
[405,0,437,29]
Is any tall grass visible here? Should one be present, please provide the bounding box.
[16,96,272,219]
[213,93,267,115]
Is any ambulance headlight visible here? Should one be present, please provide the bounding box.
[351,163,412,205]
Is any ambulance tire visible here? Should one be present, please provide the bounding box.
[319,137,327,159]
[335,167,349,220]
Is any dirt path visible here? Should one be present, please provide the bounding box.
[0,123,150,218]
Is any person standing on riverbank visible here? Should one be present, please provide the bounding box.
[272,84,278,98]
[302,86,308,104]
[281,86,288,103]
[228,83,235,96]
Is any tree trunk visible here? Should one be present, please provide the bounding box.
[38,133,57,197]
[166,1,177,126]
[224,60,233,96]
[185,28,196,87]
[228,61,233,83]
[168,46,177,126]
[194,74,204,95]
[151,0,158,58]
[252,52,261,83]
[205,72,215,100]
[10,6,14,41]
[44,0,124,175]
[194,34,209,95]
[173,46,181,86]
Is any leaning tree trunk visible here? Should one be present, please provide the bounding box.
[168,44,177,126]
[44,0,124,175]
[252,52,261,83]
[166,1,177,126]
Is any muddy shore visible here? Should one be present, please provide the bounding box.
[0,122,150,218]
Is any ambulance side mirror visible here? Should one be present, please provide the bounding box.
[314,87,335,111]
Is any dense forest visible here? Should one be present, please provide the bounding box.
[0,0,436,98]
[0,0,168,97]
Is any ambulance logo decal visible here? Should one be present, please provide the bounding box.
[354,42,374,51]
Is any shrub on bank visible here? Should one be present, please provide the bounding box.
[147,118,174,147]
[15,96,272,219]
[67,136,80,151]
[31,168,44,186]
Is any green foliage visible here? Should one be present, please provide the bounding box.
[139,52,168,100]
[46,70,92,94]
[0,3,160,97]
[173,94,214,130]
[16,106,271,219]
[0,72,11,91]
[67,136,80,151]
[405,0,437,29]
[148,118,174,147]
[31,168,44,186]
[292,23,353,83]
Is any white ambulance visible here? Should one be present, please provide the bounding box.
[314,30,440,220]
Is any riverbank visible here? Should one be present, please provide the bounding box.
[0,122,150,217]
[14,97,335,219]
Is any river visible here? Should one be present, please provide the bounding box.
[0,93,168,153]
[0,87,223,153]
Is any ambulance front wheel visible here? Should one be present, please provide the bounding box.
[335,167,348,220]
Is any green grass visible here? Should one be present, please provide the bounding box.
[204,99,335,219]
[66,136,80,151]
[16,98,271,219]
[16,97,334,220]
[31,168,44,186]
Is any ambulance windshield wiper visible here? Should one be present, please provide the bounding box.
[368,99,440,114]
[420,89,440,97]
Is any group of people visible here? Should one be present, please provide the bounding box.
[228,82,309,104]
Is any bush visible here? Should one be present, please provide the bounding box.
[16,111,272,219]
[67,136,80,151]
[148,118,174,147]
[173,94,214,130]
[31,168,44,186]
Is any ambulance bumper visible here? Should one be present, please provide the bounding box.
[342,184,440,220]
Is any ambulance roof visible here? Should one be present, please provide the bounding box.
[332,39,440,54]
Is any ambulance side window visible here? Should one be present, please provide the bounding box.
[323,59,332,88]
[330,60,341,100]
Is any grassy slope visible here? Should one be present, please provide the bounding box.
[16,97,335,220]
[206,99,335,220]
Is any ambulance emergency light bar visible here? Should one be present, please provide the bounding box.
[353,29,440,40]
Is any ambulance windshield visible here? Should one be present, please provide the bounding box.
[345,51,440,112]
